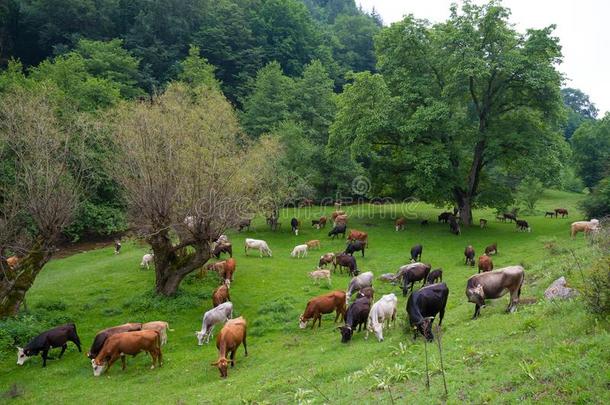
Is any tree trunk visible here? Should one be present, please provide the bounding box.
[455,138,486,226]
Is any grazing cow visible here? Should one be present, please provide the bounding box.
[87,323,142,359]
[17,324,82,367]
[420,220,429,226]
[544,211,556,218]
[300,198,314,207]
[426,269,443,285]
[366,294,397,342]
[211,317,248,378]
[206,260,226,274]
[516,219,531,232]
[406,283,449,341]
[333,253,358,276]
[140,253,154,269]
[219,258,236,285]
[141,321,171,346]
[449,216,461,235]
[410,244,423,262]
[6,255,19,269]
[356,286,375,301]
[345,240,366,257]
[346,271,374,301]
[215,235,230,245]
[464,245,475,266]
[496,215,506,222]
[478,255,493,273]
[307,240,321,250]
[503,212,517,222]
[213,243,233,259]
[399,263,432,296]
[291,244,309,258]
[313,216,328,229]
[378,273,397,283]
[570,219,600,238]
[555,208,568,218]
[479,219,488,228]
[338,297,371,343]
[331,211,345,221]
[318,252,335,268]
[438,212,452,223]
[466,265,525,319]
[395,217,406,231]
[299,291,347,329]
[308,268,331,285]
[237,219,251,232]
[328,223,347,239]
[196,302,233,345]
[114,240,121,255]
[334,214,348,226]
[347,229,368,246]
[212,284,231,307]
[291,218,299,235]
[91,330,161,376]
[484,243,498,255]
[244,238,272,257]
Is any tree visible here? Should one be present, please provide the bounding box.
[571,113,610,188]
[178,45,220,91]
[561,87,598,139]
[580,177,610,219]
[110,83,278,296]
[0,87,81,317]
[517,176,544,213]
[332,14,379,74]
[330,1,566,224]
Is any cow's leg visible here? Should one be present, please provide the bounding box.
[41,348,49,367]
[472,304,481,319]
[59,343,67,358]
[121,355,126,370]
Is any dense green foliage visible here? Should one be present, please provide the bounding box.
[561,87,598,140]
[580,177,610,218]
[571,113,610,189]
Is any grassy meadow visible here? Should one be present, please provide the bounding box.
[0,189,608,404]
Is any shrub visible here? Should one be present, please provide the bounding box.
[580,177,610,219]
[517,176,544,214]
[582,257,610,315]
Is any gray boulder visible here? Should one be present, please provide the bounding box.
[544,277,578,300]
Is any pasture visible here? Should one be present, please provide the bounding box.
[0,190,608,404]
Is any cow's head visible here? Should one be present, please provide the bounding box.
[298,315,308,329]
[16,347,31,365]
[91,358,107,377]
[195,330,206,346]
[467,284,485,306]
[416,317,435,342]
[371,323,384,342]
[337,325,353,343]
[211,357,229,378]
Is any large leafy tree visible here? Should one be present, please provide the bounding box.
[571,113,610,188]
[561,87,598,139]
[330,1,566,224]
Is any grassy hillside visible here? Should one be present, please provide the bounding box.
[1,190,608,404]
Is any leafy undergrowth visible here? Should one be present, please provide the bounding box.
[0,190,608,404]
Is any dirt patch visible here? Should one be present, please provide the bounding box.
[520,297,538,305]
[53,239,115,259]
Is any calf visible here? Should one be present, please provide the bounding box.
[211,318,247,378]
[410,244,423,262]
[196,302,233,345]
[516,219,531,232]
[399,263,432,296]
[17,324,82,367]
[357,286,374,301]
[406,282,449,341]
[140,253,154,269]
[213,243,233,259]
[219,258,236,286]
[244,238,272,257]
[479,219,488,228]
[291,244,309,258]
[328,223,347,239]
[291,217,299,235]
[366,294,397,342]
[466,265,524,319]
[91,330,161,376]
[346,271,374,301]
[307,240,321,250]
[142,321,171,346]
[333,253,357,276]
[308,268,331,285]
[212,284,231,307]
[88,323,142,359]
[438,212,452,223]
[347,229,368,246]
[345,240,365,257]
[544,211,556,218]
[318,252,335,268]
[338,296,371,343]
[555,208,568,218]
[299,291,347,329]
[395,217,406,231]
[478,255,493,273]
[464,245,475,266]
[426,269,443,285]
[484,242,498,255]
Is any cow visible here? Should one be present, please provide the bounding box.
[334,214,348,226]
[503,212,517,223]
[426,269,443,285]
[17,324,82,367]
[219,258,236,286]
[464,245,475,266]
[291,218,299,235]
[399,263,432,296]
[346,272,374,302]
[356,286,374,301]
[338,296,371,343]
[299,290,347,329]
[406,282,449,341]
[449,216,461,235]
[395,217,406,231]
[378,273,398,283]
[212,284,231,307]
[215,235,230,245]
[479,219,488,228]
[570,219,600,238]
[308,268,331,285]
[331,210,345,221]
[366,294,397,342]
[496,215,506,222]
[291,244,308,258]
[555,208,568,218]
[206,260,226,274]
[345,240,365,258]
[478,255,493,273]
[318,252,335,268]
[87,323,143,359]
[141,321,171,346]
[307,240,321,250]
[91,330,161,376]
[420,220,429,226]
[211,317,248,378]
[438,212,452,223]
[484,243,498,255]
[237,219,251,232]
[328,224,347,239]
[314,216,328,229]
[333,253,358,276]
[196,302,233,345]
[114,240,121,255]
[347,229,368,246]
[244,238,272,257]
[544,211,556,218]
[213,243,233,259]
[466,265,525,319]
[140,253,154,269]
[516,219,531,232]
[410,244,423,262]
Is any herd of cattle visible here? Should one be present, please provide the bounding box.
[13,207,600,380]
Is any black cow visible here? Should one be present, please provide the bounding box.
[438,212,452,223]
[345,240,365,257]
[338,297,371,343]
[503,212,517,223]
[406,283,449,341]
[516,220,530,232]
[17,324,81,367]
[237,219,251,232]
[328,224,347,239]
[426,269,443,285]
[410,244,423,262]
[333,253,358,276]
[87,322,143,359]
[290,218,299,235]
[449,216,460,235]
[213,243,233,259]
[401,263,432,296]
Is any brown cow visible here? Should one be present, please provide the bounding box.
[87,323,143,359]
[213,284,230,307]
[484,243,498,255]
[220,258,236,286]
[464,245,475,266]
[211,317,248,378]
[395,217,406,231]
[555,208,568,218]
[318,252,335,268]
[91,330,161,376]
[331,211,346,221]
[307,240,321,250]
[347,229,368,247]
[334,214,348,226]
[356,286,374,301]
[299,291,347,329]
[466,265,524,319]
[312,216,328,229]
[478,255,493,273]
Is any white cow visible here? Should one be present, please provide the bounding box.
[346,271,374,303]
[291,244,308,258]
[366,293,398,342]
[195,302,233,345]
[308,268,331,285]
[244,238,272,257]
[140,253,154,269]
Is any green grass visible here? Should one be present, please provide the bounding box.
[1,189,608,404]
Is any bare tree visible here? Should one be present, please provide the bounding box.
[0,88,80,317]
[110,83,280,295]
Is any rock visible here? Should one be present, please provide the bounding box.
[544,276,579,300]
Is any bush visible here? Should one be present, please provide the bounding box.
[517,176,544,214]
[559,166,585,193]
[583,257,610,315]
[580,177,610,219]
